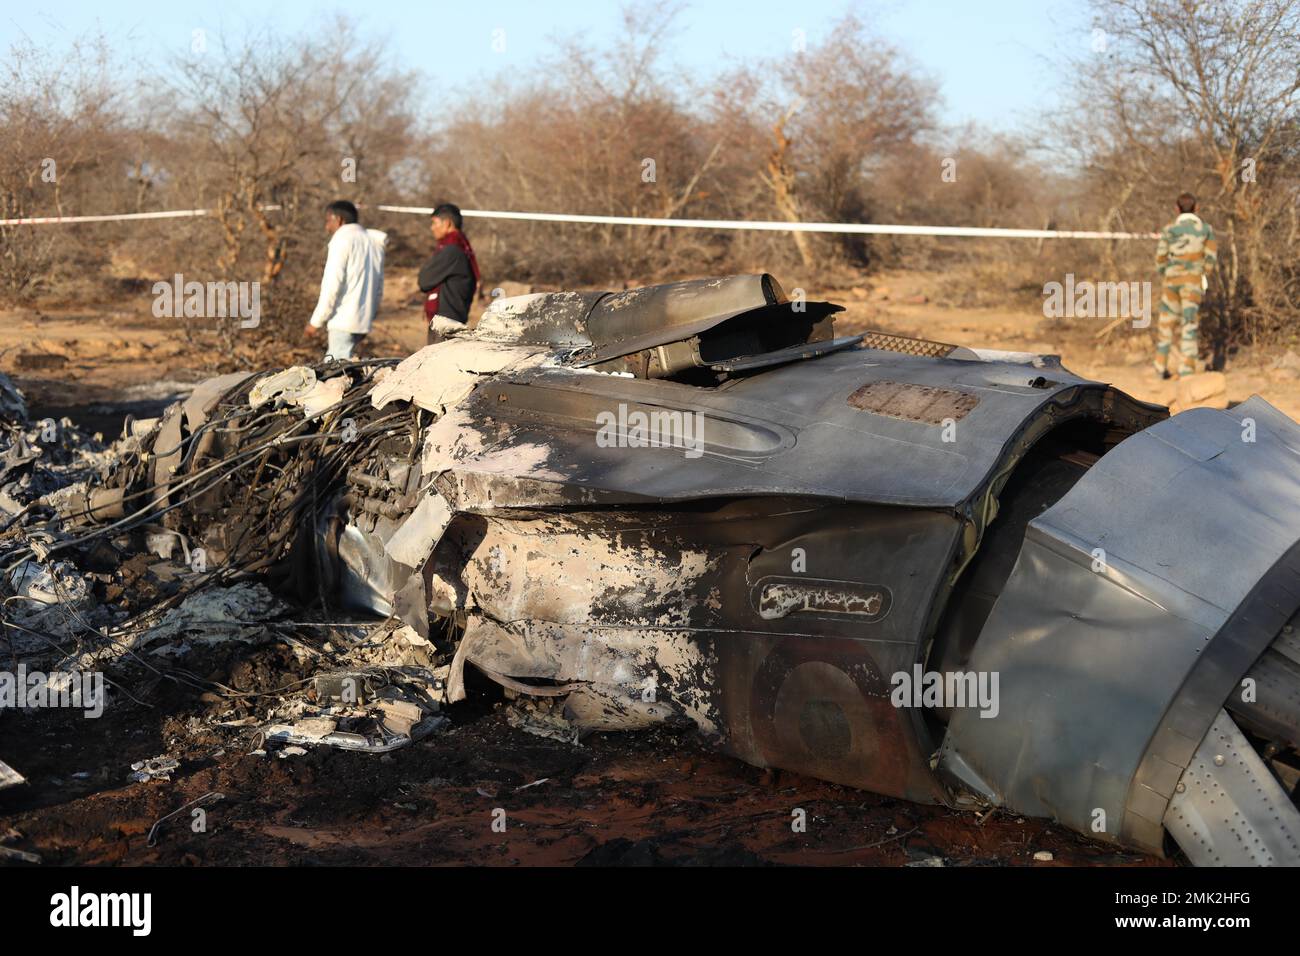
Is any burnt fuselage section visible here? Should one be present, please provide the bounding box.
[72,275,1300,865]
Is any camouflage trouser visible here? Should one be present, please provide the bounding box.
[1154,276,1203,377]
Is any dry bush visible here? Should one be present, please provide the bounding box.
[0,20,421,365]
[0,36,126,302]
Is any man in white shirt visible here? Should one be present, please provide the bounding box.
[303,200,387,360]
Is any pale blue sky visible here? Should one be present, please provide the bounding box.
[3,1,1092,132]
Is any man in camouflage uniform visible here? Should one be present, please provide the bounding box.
[1154,192,1217,378]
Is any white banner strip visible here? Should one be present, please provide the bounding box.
[0,205,281,226]
[377,205,1159,240]
[0,209,211,225]
[1,203,1156,240]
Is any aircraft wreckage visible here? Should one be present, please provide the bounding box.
[53,274,1300,865]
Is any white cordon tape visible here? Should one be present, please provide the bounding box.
[0,205,282,226]
[378,205,1160,240]
[1,203,1157,240]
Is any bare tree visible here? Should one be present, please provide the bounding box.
[1062,0,1300,349]
[161,18,419,360]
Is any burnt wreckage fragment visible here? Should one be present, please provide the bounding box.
[74,274,1300,864]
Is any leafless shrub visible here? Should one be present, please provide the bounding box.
[0,36,124,301]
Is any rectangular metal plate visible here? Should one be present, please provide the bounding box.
[847,380,979,425]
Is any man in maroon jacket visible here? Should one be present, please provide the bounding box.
[418,203,480,345]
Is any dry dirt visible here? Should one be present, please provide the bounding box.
[1,653,1158,867]
[7,267,1278,867]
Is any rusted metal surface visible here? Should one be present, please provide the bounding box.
[847,380,980,424]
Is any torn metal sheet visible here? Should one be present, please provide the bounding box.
[249,366,317,408]
[142,582,286,647]
[263,716,446,753]
[383,492,453,568]
[260,659,450,753]
[5,559,98,643]
[0,759,25,791]
[370,339,546,415]
[129,756,180,783]
[475,290,604,347]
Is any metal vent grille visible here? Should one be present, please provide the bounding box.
[858,331,957,359]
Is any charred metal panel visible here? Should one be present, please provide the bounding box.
[440,348,1159,510]
[474,291,605,347]
[708,335,863,374]
[473,275,843,371]
[426,498,960,802]
[578,275,786,363]
[940,396,1300,854]
[430,498,955,648]
[714,633,946,801]
[72,273,1276,861]
[370,339,548,415]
